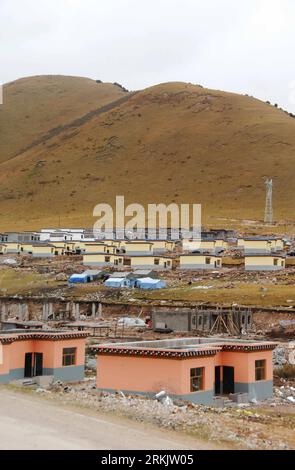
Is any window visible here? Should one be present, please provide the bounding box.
[154,258,160,265]
[198,316,203,327]
[255,360,266,381]
[62,348,77,366]
[274,259,278,266]
[190,367,204,392]
[105,256,110,262]
[205,257,211,265]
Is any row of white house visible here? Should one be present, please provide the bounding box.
[183,236,285,254]
[1,228,287,253]
[0,230,290,272]
[0,240,287,271]
[83,252,287,272]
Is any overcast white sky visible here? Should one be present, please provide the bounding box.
[1,0,295,111]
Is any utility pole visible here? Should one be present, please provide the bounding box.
[264,178,273,224]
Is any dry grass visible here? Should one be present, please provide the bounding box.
[0,75,125,164]
[132,279,295,307]
[274,365,295,379]
[1,78,295,230]
[0,268,59,295]
[2,265,295,307]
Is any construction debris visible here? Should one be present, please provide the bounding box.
[29,378,295,450]
[155,391,173,407]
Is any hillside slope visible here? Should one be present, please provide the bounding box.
[0,79,295,230]
[0,75,127,163]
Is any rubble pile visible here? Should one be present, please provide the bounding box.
[273,385,295,404]
[273,342,295,366]
[32,379,294,450]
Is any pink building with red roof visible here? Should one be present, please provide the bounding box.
[95,338,277,404]
[0,330,88,383]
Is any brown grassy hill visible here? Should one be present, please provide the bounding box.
[1,79,295,231]
[0,75,127,163]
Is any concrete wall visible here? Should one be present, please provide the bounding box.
[153,310,191,332]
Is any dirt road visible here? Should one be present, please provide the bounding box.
[0,388,216,450]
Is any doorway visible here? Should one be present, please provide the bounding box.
[223,366,235,394]
[215,366,221,395]
[24,353,43,378]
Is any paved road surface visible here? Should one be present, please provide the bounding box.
[0,389,215,450]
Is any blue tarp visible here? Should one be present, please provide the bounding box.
[69,270,102,284]
[69,273,89,283]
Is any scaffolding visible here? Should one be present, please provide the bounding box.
[209,307,252,335]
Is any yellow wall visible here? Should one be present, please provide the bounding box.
[50,246,65,255]
[269,239,284,250]
[125,243,153,253]
[245,256,285,267]
[150,240,175,251]
[182,240,226,251]
[32,245,54,255]
[180,255,222,268]
[21,243,34,253]
[239,239,272,250]
[130,256,172,268]
[83,243,113,253]
[215,239,228,249]
[4,243,21,252]
[49,241,67,248]
[83,253,115,264]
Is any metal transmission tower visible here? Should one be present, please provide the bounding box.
[264,178,273,223]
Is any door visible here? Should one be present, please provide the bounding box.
[215,366,221,395]
[24,353,33,378]
[24,353,43,378]
[34,353,43,377]
[223,366,235,394]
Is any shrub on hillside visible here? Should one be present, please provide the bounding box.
[274,364,295,379]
